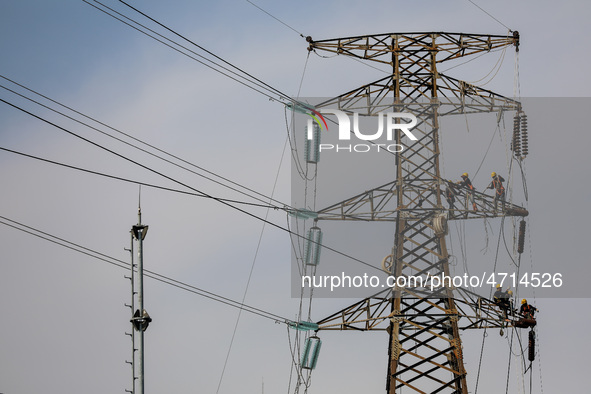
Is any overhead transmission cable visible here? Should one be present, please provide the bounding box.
[465,0,513,32]
[472,121,502,179]
[223,3,320,385]
[117,0,296,103]
[90,0,384,158]
[0,215,289,324]
[243,0,394,77]
[218,39,313,394]
[93,0,519,179]
[85,0,297,107]
[0,97,288,225]
[83,0,292,106]
[470,44,509,87]
[82,0,336,192]
[0,98,383,274]
[215,132,290,394]
[440,48,501,74]
[108,0,522,178]
[0,76,289,210]
[245,0,305,38]
[0,146,275,209]
[467,44,508,85]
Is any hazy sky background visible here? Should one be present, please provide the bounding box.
[1,1,590,393]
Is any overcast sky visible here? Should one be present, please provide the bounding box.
[1,1,590,393]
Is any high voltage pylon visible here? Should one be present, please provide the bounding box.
[305,32,528,394]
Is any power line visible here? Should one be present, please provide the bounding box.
[0,215,290,324]
[440,47,505,74]
[0,90,500,278]
[215,133,290,394]
[82,0,294,107]
[83,0,518,195]
[83,0,282,102]
[84,0,276,101]
[466,0,512,32]
[0,76,290,210]
[0,146,276,209]
[0,97,383,274]
[245,0,305,38]
[117,0,296,103]
[83,2,405,165]
[0,97,283,221]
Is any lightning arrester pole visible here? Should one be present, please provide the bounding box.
[131,205,151,394]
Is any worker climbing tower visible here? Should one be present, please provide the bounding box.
[302,32,529,393]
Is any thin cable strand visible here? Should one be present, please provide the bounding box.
[466,0,512,32]
[0,216,288,322]
[245,0,305,37]
[0,78,289,209]
[0,75,290,207]
[0,146,276,209]
[0,97,382,274]
[216,135,290,394]
[117,0,294,103]
[83,0,289,104]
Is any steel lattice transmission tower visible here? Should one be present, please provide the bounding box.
[306,32,528,394]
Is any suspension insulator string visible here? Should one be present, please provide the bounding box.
[528,330,536,362]
[521,113,528,158]
[517,220,526,254]
[512,112,521,159]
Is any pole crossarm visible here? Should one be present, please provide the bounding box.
[316,180,528,221]
[315,288,520,332]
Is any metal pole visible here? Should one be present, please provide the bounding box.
[130,232,136,393]
[137,208,145,394]
[131,206,149,394]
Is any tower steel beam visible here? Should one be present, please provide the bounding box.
[307,32,519,66]
[315,179,528,222]
[316,288,518,332]
[306,32,521,394]
[311,73,520,117]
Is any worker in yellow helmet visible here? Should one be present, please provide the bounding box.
[493,284,503,304]
[519,299,538,319]
[457,172,477,211]
[493,284,511,319]
[487,172,506,212]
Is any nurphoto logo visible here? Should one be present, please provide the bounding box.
[306,109,418,153]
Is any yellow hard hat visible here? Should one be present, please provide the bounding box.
[521,299,527,304]
[507,290,513,295]
[496,284,501,288]
[491,172,497,177]
[462,172,468,177]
